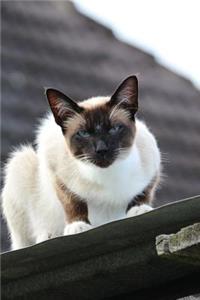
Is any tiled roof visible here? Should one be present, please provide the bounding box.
[1,1,200,251]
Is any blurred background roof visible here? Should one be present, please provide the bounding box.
[74,0,200,88]
[1,0,200,251]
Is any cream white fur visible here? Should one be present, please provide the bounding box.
[126,204,153,218]
[2,96,161,250]
[64,221,93,235]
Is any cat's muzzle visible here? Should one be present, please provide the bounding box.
[92,152,116,168]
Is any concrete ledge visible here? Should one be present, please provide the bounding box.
[1,195,200,300]
[156,223,200,265]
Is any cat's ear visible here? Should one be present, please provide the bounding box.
[45,88,83,127]
[109,75,138,118]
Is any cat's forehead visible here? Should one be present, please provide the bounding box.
[79,96,132,129]
[79,96,110,109]
[83,106,111,130]
[78,96,111,129]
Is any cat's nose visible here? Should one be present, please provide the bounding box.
[95,140,108,155]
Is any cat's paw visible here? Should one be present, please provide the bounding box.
[126,204,153,218]
[64,221,92,235]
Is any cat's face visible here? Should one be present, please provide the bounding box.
[68,104,136,168]
[46,75,138,168]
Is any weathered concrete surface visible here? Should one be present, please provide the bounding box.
[177,295,200,300]
[156,223,200,265]
[1,196,200,300]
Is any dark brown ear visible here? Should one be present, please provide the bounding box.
[109,75,138,119]
[45,88,83,128]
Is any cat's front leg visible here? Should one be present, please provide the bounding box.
[63,197,93,235]
[64,221,92,235]
[56,180,92,235]
[36,233,51,244]
[126,203,153,217]
[126,178,158,218]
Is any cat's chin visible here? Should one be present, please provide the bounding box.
[92,158,115,168]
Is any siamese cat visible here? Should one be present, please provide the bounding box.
[2,75,161,250]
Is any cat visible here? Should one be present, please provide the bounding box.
[2,75,161,250]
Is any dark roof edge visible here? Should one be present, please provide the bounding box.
[1,195,200,299]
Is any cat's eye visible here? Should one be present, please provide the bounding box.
[76,130,90,138]
[109,124,124,134]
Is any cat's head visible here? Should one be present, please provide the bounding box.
[46,75,138,168]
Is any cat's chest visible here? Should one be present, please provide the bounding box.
[68,149,150,206]
[85,168,146,205]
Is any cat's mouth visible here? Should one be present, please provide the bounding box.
[76,152,118,168]
[92,159,113,168]
[91,154,116,168]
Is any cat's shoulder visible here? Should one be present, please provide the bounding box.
[135,118,158,145]
[36,113,61,137]
[135,118,160,168]
[36,113,64,153]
